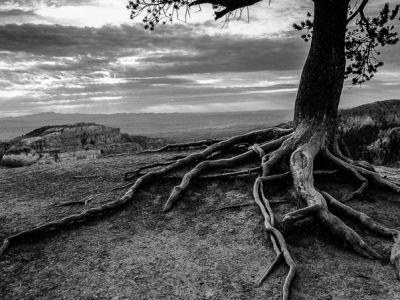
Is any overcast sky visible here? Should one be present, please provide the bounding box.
[0,0,399,117]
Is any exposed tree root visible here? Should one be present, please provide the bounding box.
[324,149,400,194]
[2,124,400,299]
[332,135,376,172]
[124,155,191,181]
[200,166,261,179]
[322,149,369,202]
[283,131,385,260]
[253,177,297,300]
[72,175,100,179]
[124,160,176,181]
[150,169,338,182]
[254,174,296,296]
[163,133,292,212]
[56,199,91,207]
[257,252,283,285]
[0,127,291,257]
[56,182,138,207]
[321,190,400,278]
[207,201,256,212]
[137,139,222,154]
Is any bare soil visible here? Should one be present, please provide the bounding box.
[1,153,400,300]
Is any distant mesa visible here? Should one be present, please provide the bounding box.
[0,123,168,168]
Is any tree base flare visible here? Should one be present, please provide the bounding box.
[1,124,400,299]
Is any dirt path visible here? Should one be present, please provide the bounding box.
[1,154,400,299]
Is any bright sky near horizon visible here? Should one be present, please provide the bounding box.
[0,0,399,117]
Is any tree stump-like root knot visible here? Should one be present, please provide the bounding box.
[1,124,400,299]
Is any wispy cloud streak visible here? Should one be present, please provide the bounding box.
[0,0,398,116]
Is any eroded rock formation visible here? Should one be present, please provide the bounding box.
[339,100,400,166]
[0,123,168,167]
[364,127,400,167]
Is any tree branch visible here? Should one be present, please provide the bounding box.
[347,0,369,24]
[190,0,262,20]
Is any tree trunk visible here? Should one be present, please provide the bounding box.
[293,0,350,141]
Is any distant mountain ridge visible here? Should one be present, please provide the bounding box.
[1,99,399,166]
[0,110,293,141]
[340,99,400,130]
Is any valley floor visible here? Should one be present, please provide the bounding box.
[1,153,400,299]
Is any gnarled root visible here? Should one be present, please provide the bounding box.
[250,143,296,299]
[0,127,291,257]
[324,149,400,194]
[163,132,292,212]
[254,176,296,299]
[283,132,325,224]
[323,149,369,202]
[286,132,385,259]
[124,160,177,181]
[2,123,400,300]
[137,139,222,154]
[322,190,400,278]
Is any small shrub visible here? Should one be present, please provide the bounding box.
[0,153,39,168]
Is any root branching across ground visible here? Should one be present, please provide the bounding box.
[1,124,400,299]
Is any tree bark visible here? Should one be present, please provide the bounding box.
[294,0,350,140]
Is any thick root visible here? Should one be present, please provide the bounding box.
[316,206,383,259]
[253,177,296,300]
[139,126,291,154]
[322,190,400,278]
[332,135,376,172]
[324,149,400,194]
[322,190,397,237]
[163,133,292,212]
[322,149,369,202]
[287,131,386,260]
[137,139,222,154]
[124,160,176,181]
[199,166,261,179]
[252,142,296,300]
[285,134,325,223]
[257,252,283,286]
[0,126,291,257]
[2,122,400,299]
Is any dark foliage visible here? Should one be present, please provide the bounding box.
[127,0,400,86]
[293,2,400,85]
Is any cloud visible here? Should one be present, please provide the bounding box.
[0,23,309,74]
[0,0,399,117]
[0,0,311,36]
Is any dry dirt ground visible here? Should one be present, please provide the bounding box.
[1,153,400,300]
